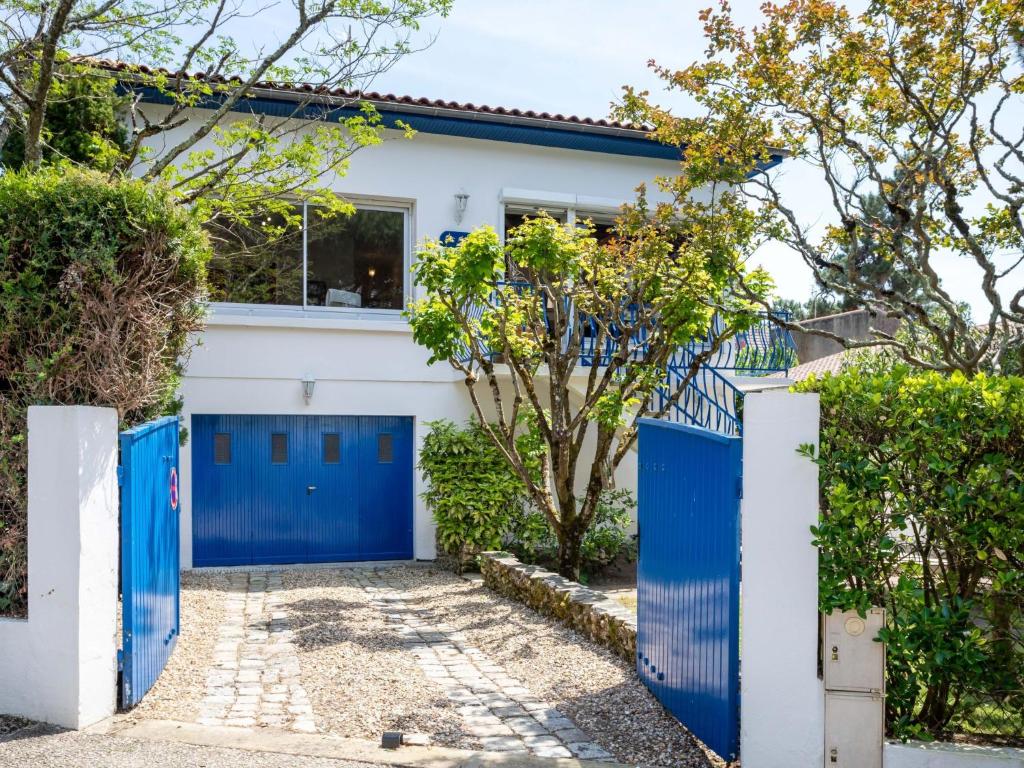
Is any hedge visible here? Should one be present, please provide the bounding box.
[796,365,1024,742]
[0,166,209,616]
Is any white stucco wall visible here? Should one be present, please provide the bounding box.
[886,741,1024,768]
[740,390,824,768]
[168,112,682,568]
[0,406,119,729]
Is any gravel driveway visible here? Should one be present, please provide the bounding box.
[280,567,719,767]
[126,565,720,767]
[125,570,232,724]
[0,719,388,768]
[279,568,470,747]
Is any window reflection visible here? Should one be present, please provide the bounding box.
[206,208,303,306]
[205,204,406,310]
[306,208,405,310]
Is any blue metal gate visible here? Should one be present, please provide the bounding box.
[119,415,180,708]
[636,418,742,762]
[191,415,414,567]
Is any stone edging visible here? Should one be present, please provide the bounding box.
[478,552,637,665]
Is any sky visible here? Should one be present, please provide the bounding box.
[250,0,1020,318]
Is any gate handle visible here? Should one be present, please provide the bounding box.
[307,485,317,494]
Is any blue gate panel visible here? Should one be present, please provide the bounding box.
[637,418,742,762]
[192,414,414,567]
[120,415,180,708]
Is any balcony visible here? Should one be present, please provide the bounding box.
[459,284,796,435]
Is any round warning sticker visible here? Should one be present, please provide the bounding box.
[169,466,179,511]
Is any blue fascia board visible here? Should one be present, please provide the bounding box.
[131,85,785,168]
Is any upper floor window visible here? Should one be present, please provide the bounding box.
[207,202,408,311]
[504,205,567,238]
[503,205,617,278]
[503,205,617,245]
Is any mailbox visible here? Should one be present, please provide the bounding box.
[823,608,886,768]
[824,691,884,768]
[824,607,885,694]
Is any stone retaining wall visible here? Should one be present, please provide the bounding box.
[478,552,637,665]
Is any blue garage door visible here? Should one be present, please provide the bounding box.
[191,415,414,566]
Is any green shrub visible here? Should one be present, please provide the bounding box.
[420,420,531,571]
[0,166,210,616]
[506,489,636,582]
[796,366,1024,741]
[420,419,635,580]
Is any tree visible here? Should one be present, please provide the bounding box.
[617,0,1024,375]
[0,68,129,170]
[0,1,451,227]
[821,188,932,312]
[774,294,844,321]
[408,202,774,580]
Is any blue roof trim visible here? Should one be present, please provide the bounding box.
[130,86,785,168]
[132,85,684,160]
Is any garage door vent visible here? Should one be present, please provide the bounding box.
[377,433,393,463]
[323,433,341,464]
[214,433,231,465]
[271,433,288,464]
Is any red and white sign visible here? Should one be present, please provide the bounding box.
[169,466,179,511]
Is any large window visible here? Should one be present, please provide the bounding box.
[207,207,304,306]
[207,202,408,311]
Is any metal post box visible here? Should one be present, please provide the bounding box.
[824,691,884,768]
[823,608,886,768]
[824,608,885,694]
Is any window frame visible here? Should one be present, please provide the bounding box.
[209,198,413,320]
[499,201,619,246]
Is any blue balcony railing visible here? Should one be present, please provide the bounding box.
[659,348,744,435]
[456,283,794,434]
[689,311,796,376]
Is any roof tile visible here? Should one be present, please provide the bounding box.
[82,58,647,132]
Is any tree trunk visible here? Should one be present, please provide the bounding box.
[918,680,953,733]
[22,0,76,168]
[557,525,583,582]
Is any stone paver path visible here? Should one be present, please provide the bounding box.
[356,569,613,760]
[197,571,315,732]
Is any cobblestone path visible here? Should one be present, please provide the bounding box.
[196,571,316,732]
[355,569,613,760]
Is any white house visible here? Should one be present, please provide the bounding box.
[124,70,786,569]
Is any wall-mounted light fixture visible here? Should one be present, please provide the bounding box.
[301,374,316,404]
[454,191,470,223]
[367,266,377,278]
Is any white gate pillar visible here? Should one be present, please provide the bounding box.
[0,406,119,728]
[741,390,824,767]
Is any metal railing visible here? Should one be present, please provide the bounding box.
[658,348,744,436]
[687,310,796,376]
[454,284,794,434]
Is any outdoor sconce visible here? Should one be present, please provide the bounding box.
[301,374,316,404]
[454,191,469,223]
